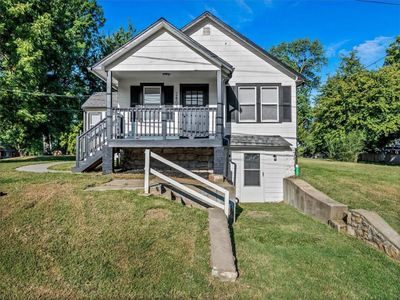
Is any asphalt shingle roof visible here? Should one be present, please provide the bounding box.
[228,134,292,148]
[81,92,118,109]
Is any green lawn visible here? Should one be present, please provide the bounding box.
[299,158,400,233]
[47,161,76,171]
[0,157,399,299]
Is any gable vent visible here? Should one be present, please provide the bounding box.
[203,26,211,36]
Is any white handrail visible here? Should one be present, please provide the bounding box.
[144,149,230,217]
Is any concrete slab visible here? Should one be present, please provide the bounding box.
[85,179,146,191]
[208,208,238,282]
[16,162,71,173]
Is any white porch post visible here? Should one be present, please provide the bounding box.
[106,70,113,140]
[102,70,114,174]
[216,69,223,139]
[144,149,150,194]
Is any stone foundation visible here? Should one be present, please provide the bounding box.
[121,147,214,175]
[346,209,400,260]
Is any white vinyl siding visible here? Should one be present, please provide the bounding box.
[189,23,297,146]
[238,86,256,122]
[109,31,218,72]
[261,86,279,122]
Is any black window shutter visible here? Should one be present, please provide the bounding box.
[226,85,238,122]
[163,86,174,105]
[281,86,292,122]
[130,86,141,107]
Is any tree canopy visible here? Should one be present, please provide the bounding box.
[0,0,134,154]
[311,45,400,159]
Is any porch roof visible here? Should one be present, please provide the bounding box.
[227,134,292,148]
[82,92,118,109]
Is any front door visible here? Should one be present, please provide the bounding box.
[180,84,209,138]
[241,153,264,202]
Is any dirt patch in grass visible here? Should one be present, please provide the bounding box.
[144,208,171,221]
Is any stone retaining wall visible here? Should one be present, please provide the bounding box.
[284,177,400,261]
[121,147,214,174]
[346,209,400,260]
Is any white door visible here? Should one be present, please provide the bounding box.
[240,152,264,202]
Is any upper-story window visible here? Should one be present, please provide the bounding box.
[238,86,257,122]
[261,86,279,122]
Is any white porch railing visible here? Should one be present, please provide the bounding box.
[144,149,230,217]
[111,106,216,140]
[76,118,107,164]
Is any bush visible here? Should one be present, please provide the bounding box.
[325,131,365,162]
[60,122,82,155]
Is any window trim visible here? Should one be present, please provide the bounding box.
[238,86,257,123]
[243,153,261,187]
[143,85,162,106]
[260,85,279,122]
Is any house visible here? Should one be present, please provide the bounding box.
[76,11,304,204]
[0,145,17,159]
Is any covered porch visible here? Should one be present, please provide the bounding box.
[109,70,221,143]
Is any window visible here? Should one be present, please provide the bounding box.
[89,112,102,128]
[261,86,279,122]
[244,153,260,186]
[181,85,208,107]
[143,86,161,105]
[238,86,256,122]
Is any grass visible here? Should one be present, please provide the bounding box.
[0,157,399,299]
[299,158,400,233]
[47,161,76,171]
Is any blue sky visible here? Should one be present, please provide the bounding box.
[98,0,400,81]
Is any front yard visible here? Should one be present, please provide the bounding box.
[0,157,399,299]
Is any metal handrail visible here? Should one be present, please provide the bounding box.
[144,149,230,217]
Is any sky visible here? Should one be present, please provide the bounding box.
[98,0,400,82]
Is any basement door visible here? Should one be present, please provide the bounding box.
[241,153,264,202]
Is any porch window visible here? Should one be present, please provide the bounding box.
[261,86,279,122]
[143,86,161,105]
[181,84,209,106]
[244,153,260,186]
[238,86,256,122]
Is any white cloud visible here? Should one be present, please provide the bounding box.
[325,39,351,58]
[235,0,253,14]
[353,36,393,66]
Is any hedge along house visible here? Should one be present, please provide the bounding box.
[76,11,304,203]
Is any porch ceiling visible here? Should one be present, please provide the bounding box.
[111,70,219,82]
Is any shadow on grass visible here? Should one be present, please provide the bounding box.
[0,156,75,163]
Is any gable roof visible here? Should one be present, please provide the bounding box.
[90,18,234,82]
[182,12,305,84]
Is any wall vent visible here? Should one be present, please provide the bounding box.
[203,27,211,36]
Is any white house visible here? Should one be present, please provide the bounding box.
[76,11,304,204]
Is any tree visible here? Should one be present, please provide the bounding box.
[384,36,400,66]
[0,0,104,154]
[269,39,327,152]
[311,51,400,158]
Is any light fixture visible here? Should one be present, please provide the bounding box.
[162,72,170,76]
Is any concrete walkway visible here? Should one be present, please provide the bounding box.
[16,162,71,173]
